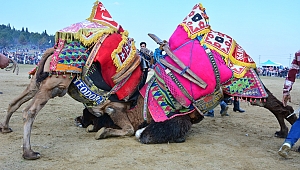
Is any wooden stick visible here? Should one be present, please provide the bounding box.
[148,33,207,88]
[159,59,206,88]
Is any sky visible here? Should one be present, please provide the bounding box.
[0,0,299,67]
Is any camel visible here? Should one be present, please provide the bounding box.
[0,53,19,74]
[0,2,297,160]
[73,3,298,144]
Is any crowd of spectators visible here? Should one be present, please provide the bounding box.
[257,66,291,78]
[1,47,45,65]
[1,47,296,79]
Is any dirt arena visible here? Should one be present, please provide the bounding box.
[1,65,299,170]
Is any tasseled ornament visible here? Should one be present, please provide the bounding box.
[69,73,73,79]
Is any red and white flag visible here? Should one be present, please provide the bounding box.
[89,1,120,30]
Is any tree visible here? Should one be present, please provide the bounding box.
[0,24,55,49]
[18,33,27,46]
[0,32,13,48]
[38,36,47,48]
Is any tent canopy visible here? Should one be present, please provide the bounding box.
[260,60,282,67]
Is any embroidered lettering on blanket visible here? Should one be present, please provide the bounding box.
[73,79,105,105]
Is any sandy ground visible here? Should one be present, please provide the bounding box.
[1,65,300,170]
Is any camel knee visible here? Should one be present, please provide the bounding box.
[123,125,135,136]
[23,110,36,122]
[51,87,67,98]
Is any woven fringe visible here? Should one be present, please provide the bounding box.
[179,23,211,40]
[55,28,116,47]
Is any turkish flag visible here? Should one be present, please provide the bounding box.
[91,2,119,29]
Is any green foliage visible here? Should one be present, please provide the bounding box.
[0,24,55,49]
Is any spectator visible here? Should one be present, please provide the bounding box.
[204,100,229,117]
[233,97,245,113]
[278,49,300,158]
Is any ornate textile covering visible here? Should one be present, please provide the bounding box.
[143,2,268,122]
[200,30,256,78]
[179,3,267,99]
[93,32,142,100]
[50,40,89,73]
[161,25,233,107]
[55,20,116,47]
[87,1,120,31]
[180,3,210,39]
[50,1,141,101]
[180,3,257,78]
[140,79,195,122]
[222,68,268,99]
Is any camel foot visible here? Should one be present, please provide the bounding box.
[22,150,41,160]
[86,125,95,133]
[0,125,13,133]
[74,116,83,127]
[95,127,107,140]
[275,131,287,138]
[174,137,186,143]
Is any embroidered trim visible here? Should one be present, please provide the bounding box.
[143,77,156,121]
[50,39,65,71]
[111,31,137,72]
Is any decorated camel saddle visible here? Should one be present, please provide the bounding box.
[141,3,268,122]
[32,1,143,107]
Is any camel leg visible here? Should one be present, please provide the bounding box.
[22,86,52,160]
[0,76,39,133]
[95,103,134,139]
[22,76,72,160]
[263,89,296,138]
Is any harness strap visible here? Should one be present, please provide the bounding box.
[165,68,194,103]
[193,48,223,111]
[142,76,156,121]
[112,54,141,84]
[83,34,109,76]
